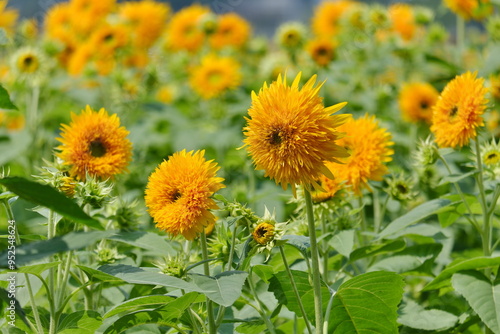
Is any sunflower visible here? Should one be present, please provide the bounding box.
[0,0,18,34]
[44,3,77,48]
[189,54,242,99]
[11,47,48,84]
[398,82,439,123]
[119,0,170,49]
[166,4,210,52]
[57,106,132,181]
[242,72,349,195]
[443,0,492,20]
[88,24,129,57]
[210,13,251,50]
[275,22,307,50]
[388,3,416,41]
[307,38,336,67]
[144,150,225,240]
[311,173,345,202]
[326,115,394,195]
[431,72,488,148]
[311,0,359,37]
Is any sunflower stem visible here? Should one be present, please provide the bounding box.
[248,269,277,334]
[279,245,314,334]
[200,231,216,334]
[304,188,324,334]
[357,196,367,245]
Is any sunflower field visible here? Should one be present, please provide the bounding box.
[1,0,500,333]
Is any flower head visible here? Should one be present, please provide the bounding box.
[242,72,349,196]
[388,3,416,41]
[443,0,492,20]
[145,150,225,240]
[275,22,307,50]
[250,208,287,256]
[325,115,394,195]
[430,71,488,148]
[398,82,439,123]
[210,13,251,50]
[311,0,359,37]
[0,0,18,34]
[166,4,210,52]
[189,54,241,99]
[56,106,132,180]
[307,38,336,67]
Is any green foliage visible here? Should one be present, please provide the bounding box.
[58,311,102,334]
[189,271,248,307]
[0,84,17,110]
[398,299,459,331]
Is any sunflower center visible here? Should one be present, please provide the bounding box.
[89,140,107,157]
[207,70,223,84]
[103,33,114,42]
[170,189,182,202]
[450,105,459,118]
[316,47,329,56]
[396,183,408,194]
[268,129,284,145]
[484,151,500,165]
[420,101,429,109]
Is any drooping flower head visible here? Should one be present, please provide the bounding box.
[242,72,350,196]
[325,114,394,195]
[145,150,225,240]
[57,105,132,181]
[189,54,242,99]
[431,71,489,148]
[398,82,439,124]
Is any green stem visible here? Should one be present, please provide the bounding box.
[200,231,216,334]
[279,246,314,334]
[248,270,277,334]
[474,140,492,260]
[357,196,367,245]
[456,15,465,63]
[320,215,329,284]
[304,188,324,334]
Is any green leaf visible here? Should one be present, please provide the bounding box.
[102,292,199,334]
[103,295,176,319]
[76,265,126,284]
[329,271,404,334]
[0,177,102,230]
[452,271,500,334]
[349,239,406,262]
[58,311,102,334]
[438,171,477,186]
[438,194,482,228]
[424,257,500,291]
[398,299,458,331]
[190,271,248,307]
[6,262,60,276]
[0,84,17,110]
[329,230,355,257]
[109,231,176,256]
[283,235,310,253]
[0,231,114,267]
[235,320,267,334]
[99,264,198,292]
[378,199,453,240]
[252,264,275,283]
[268,270,330,321]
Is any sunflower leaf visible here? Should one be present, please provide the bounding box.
[0,84,18,110]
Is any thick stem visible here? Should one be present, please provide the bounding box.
[200,231,216,334]
[475,140,492,258]
[279,246,314,334]
[304,188,324,334]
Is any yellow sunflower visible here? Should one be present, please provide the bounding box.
[311,0,359,37]
[144,150,225,240]
[242,72,350,196]
[166,4,210,52]
[210,13,251,50]
[44,3,76,47]
[119,0,170,49]
[0,0,18,34]
[57,106,132,181]
[307,38,336,67]
[443,0,492,20]
[88,24,129,57]
[326,115,394,195]
[189,54,242,99]
[388,3,416,41]
[275,22,307,50]
[398,82,439,123]
[311,173,345,202]
[431,71,489,148]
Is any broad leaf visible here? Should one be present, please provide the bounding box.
[329,230,355,257]
[109,231,176,256]
[58,311,102,334]
[398,299,458,331]
[76,265,126,284]
[0,84,17,110]
[424,257,500,291]
[329,271,404,334]
[0,231,114,267]
[452,271,500,334]
[378,199,453,239]
[350,239,406,262]
[283,235,310,253]
[268,270,330,322]
[252,264,275,283]
[8,262,60,276]
[99,264,198,292]
[102,292,199,334]
[104,295,174,318]
[190,271,248,307]
[0,177,102,230]
[236,320,267,334]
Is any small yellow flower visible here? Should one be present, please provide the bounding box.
[398,82,439,124]
[210,13,251,50]
[311,0,359,37]
[166,4,210,52]
[307,38,336,67]
[252,222,275,245]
